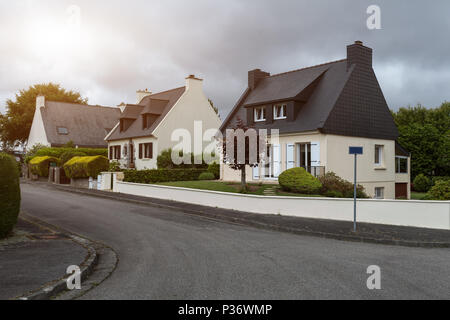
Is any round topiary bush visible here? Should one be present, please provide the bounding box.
[413,174,431,192]
[0,153,21,239]
[278,167,322,194]
[198,172,216,181]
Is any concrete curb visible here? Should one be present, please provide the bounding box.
[48,183,450,249]
[16,216,99,300]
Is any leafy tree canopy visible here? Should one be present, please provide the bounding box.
[391,102,450,178]
[0,83,87,147]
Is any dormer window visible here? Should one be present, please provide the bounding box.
[57,127,69,135]
[254,107,266,122]
[273,104,287,120]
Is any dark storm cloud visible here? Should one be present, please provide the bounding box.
[1,0,449,117]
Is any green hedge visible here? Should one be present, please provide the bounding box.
[29,156,59,177]
[157,149,209,169]
[0,153,21,238]
[63,156,109,179]
[278,167,322,194]
[124,169,207,184]
[198,172,216,181]
[26,147,107,163]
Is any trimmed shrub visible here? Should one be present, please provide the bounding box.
[278,167,322,194]
[425,180,450,200]
[198,172,216,181]
[59,151,87,166]
[29,156,59,177]
[24,143,47,164]
[27,147,107,163]
[207,162,220,179]
[413,174,431,192]
[318,172,368,198]
[0,153,21,238]
[124,169,207,184]
[63,156,109,179]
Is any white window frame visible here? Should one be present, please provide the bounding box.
[273,104,287,120]
[395,156,408,174]
[374,187,384,199]
[254,107,266,122]
[375,145,384,166]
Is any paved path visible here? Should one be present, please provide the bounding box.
[20,183,450,300]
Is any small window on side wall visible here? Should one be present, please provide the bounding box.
[254,107,266,122]
[273,104,287,120]
[375,145,383,166]
[374,187,384,199]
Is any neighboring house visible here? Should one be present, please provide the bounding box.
[105,75,222,170]
[27,96,121,149]
[220,41,411,200]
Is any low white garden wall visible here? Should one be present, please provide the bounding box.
[114,181,450,230]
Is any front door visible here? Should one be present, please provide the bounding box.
[129,143,134,165]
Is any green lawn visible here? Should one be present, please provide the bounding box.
[156,180,325,197]
[411,192,428,200]
[157,180,275,195]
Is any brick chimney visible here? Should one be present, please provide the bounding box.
[347,41,373,70]
[136,89,152,104]
[185,74,203,92]
[36,95,45,109]
[248,69,270,90]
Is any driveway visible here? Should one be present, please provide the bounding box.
[20,183,450,300]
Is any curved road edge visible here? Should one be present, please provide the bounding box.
[16,213,118,300]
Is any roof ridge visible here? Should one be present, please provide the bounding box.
[45,100,118,110]
[268,59,346,78]
[149,86,185,97]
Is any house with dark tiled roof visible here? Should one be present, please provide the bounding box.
[220,41,411,199]
[27,97,121,149]
[105,75,222,170]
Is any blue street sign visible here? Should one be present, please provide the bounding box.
[349,147,363,155]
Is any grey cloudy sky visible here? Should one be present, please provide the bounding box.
[1,0,449,118]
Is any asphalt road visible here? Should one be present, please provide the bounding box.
[20,183,450,300]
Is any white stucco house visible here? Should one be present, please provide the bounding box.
[220,41,411,200]
[105,75,222,170]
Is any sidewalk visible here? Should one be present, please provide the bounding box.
[0,216,88,300]
[38,181,450,248]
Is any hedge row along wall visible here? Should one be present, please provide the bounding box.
[29,156,59,177]
[26,147,107,164]
[0,153,21,238]
[123,169,207,184]
[63,156,109,179]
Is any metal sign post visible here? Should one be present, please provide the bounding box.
[349,147,363,232]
